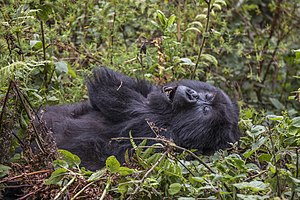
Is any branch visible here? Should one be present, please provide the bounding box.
[191,0,212,79]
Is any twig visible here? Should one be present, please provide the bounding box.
[171,155,196,176]
[257,0,283,75]
[100,177,112,200]
[267,124,281,197]
[0,80,13,133]
[110,11,116,65]
[11,81,46,153]
[291,148,299,200]
[0,169,50,184]
[191,0,211,79]
[54,176,76,200]
[18,188,42,200]
[244,170,267,182]
[127,151,168,200]
[71,181,95,200]
[174,145,215,174]
[296,148,299,178]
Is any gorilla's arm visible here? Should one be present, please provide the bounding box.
[40,102,112,170]
[87,67,153,123]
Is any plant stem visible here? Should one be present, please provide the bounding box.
[191,0,211,79]
[100,177,112,200]
[110,11,116,65]
[54,176,76,200]
[71,181,95,200]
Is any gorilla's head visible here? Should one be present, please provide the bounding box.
[148,79,240,154]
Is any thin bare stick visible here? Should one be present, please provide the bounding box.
[127,151,168,200]
[100,177,112,200]
[0,81,12,132]
[191,0,212,79]
[71,181,95,200]
[54,176,76,200]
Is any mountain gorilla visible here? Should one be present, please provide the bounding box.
[41,67,241,170]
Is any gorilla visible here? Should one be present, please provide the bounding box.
[41,67,241,170]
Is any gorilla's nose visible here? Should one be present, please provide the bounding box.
[173,86,199,106]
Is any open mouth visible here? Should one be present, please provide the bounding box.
[163,86,177,102]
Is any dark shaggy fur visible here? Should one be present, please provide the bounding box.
[41,67,241,170]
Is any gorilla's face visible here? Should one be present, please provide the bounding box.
[160,80,240,154]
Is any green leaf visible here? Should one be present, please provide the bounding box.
[258,154,272,162]
[233,181,269,192]
[195,14,207,20]
[0,164,11,178]
[191,176,204,183]
[157,10,167,27]
[118,166,135,176]
[30,40,42,50]
[269,98,285,110]
[289,177,300,184]
[168,183,182,195]
[244,137,267,158]
[88,169,106,181]
[67,65,76,78]
[129,131,138,149]
[45,168,67,185]
[200,54,218,66]
[185,27,201,34]
[266,115,284,121]
[118,184,128,195]
[55,61,68,74]
[58,149,81,168]
[167,14,176,27]
[237,194,269,200]
[213,3,222,10]
[106,155,120,173]
[189,21,203,28]
[291,116,300,128]
[180,57,195,66]
[215,0,227,6]
[53,159,69,169]
[37,4,53,21]
[47,96,59,102]
[250,125,266,136]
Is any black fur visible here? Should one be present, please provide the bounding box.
[41,67,241,170]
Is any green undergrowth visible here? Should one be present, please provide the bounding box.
[42,110,300,199]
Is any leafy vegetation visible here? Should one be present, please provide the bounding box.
[0,0,299,199]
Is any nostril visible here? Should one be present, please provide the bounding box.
[186,89,199,101]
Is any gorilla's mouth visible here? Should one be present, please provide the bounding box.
[163,86,177,102]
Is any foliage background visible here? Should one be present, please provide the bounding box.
[0,0,300,199]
